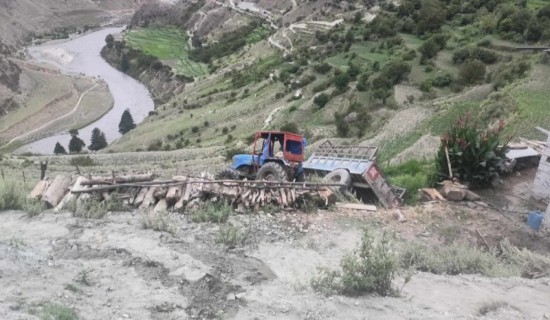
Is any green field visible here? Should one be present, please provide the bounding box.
[125,27,208,77]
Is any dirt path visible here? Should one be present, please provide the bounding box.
[2,83,100,149]
[1,210,549,320]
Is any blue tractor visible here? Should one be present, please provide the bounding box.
[217,131,307,182]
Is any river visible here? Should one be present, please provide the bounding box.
[16,27,154,154]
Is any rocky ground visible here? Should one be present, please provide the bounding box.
[1,191,550,320]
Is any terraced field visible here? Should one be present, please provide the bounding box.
[125,27,208,77]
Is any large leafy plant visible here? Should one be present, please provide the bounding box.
[436,113,509,187]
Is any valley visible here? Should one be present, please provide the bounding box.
[1,0,550,319]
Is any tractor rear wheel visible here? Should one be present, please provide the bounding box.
[323,169,352,192]
[256,162,288,181]
[215,168,240,180]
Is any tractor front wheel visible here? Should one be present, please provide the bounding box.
[215,168,240,180]
[256,162,288,181]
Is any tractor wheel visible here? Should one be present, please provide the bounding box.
[256,162,288,181]
[215,168,240,180]
[323,169,352,192]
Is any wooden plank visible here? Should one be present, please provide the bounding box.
[154,199,168,213]
[140,187,157,209]
[54,176,87,212]
[336,202,377,212]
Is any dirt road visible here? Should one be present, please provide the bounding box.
[1,209,549,320]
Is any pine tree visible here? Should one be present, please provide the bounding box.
[88,128,108,151]
[68,133,85,153]
[118,108,136,134]
[53,142,67,155]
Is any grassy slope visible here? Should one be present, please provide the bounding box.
[125,27,208,77]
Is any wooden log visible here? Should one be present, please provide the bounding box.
[421,188,446,201]
[174,185,187,211]
[154,199,168,213]
[42,175,71,208]
[134,187,149,207]
[166,185,183,207]
[441,181,467,201]
[318,188,336,207]
[81,173,155,186]
[54,176,87,212]
[172,176,188,182]
[153,187,168,200]
[29,180,49,199]
[140,187,157,209]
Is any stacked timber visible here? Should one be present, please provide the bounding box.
[28,174,338,213]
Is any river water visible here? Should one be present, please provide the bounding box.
[16,27,154,154]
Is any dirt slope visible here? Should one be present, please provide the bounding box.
[1,209,549,320]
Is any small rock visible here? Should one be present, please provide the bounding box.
[226,293,236,301]
[354,302,359,306]
[122,313,130,318]
[235,292,246,300]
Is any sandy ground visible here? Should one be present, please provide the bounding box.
[1,205,549,320]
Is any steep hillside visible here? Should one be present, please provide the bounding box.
[103,0,550,168]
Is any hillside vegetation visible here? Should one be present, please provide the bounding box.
[102,0,550,168]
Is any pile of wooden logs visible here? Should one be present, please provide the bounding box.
[28,173,339,213]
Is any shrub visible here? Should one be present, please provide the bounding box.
[24,199,46,217]
[432,71,454,87]
[40,303,78,320]
[141,210,177,234]
[147,140,163,151]
[313,93,330,108]
[191,202,232,223]
[70,156,96,167]
[280,122,299,133]
[311,229,398,296]
[191,126,199,134]
[383,160,435,205]
[459,60,485,85]
[313,62,332,74]
[216,223,247,248]
[68,197,123,219]
[0,180,26,210]
[436,113,508,187]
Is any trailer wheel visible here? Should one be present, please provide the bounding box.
[323,169,352,192]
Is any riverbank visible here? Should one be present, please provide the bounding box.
[8,27,154,155]
[0,64,113,153]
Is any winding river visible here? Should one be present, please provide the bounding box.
[16,27,154,154]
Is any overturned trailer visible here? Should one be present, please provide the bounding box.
[302,141,404,209]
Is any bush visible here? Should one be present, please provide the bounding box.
[70,156,96,167]
[459,60,485,85]
[24,199,46,217]
[0,180,26,210]
[437,113,508,187]
[68,197,124,219]
[40,303,78,320]
[191,202,232,223]
[432,71,454,87]
[280,122,299,133]
[141,210,177,234]
[216,223,247,248]
[311,229,398,296]
[313,93,330,108]
[383,160,435,205]
[313,62,332,74]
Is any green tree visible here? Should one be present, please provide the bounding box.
[105,34,114,48]
[120,53,130,72]
[416,0,446,34]
[334,73,351,91]
[88,128,108,151]
[53,142,67,155]
[313,93,330,108]
[118,109,136,134]
[68,130,85,153]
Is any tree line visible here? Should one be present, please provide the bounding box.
[53,109,136,155]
